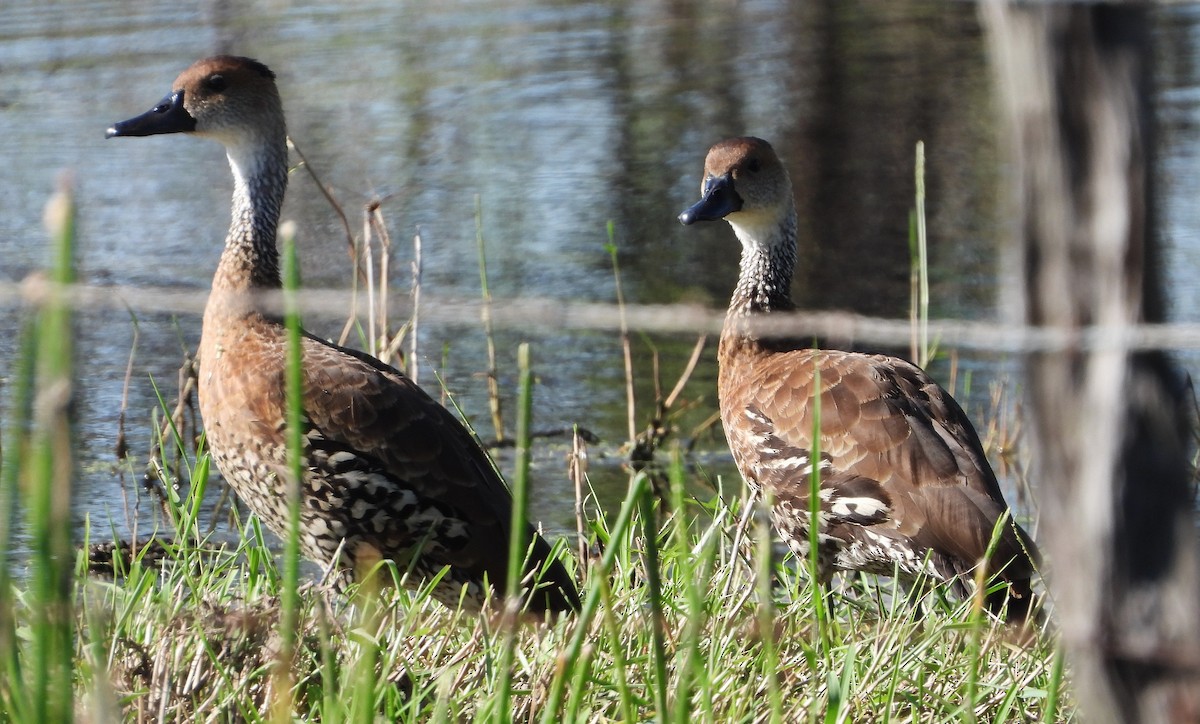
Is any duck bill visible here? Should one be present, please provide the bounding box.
[678,173,743,225]
[106,91,196,138]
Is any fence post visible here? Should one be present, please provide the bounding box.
[983,3,1200,721]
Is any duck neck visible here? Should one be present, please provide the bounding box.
[728,203,798,325]
[211,134,288,296]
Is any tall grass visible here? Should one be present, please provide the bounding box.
[488,342,535,722]
[1,180,79,723]
[910,140,932,367]
[5,443,1067,720]
[272,225,305,721]
[0,296,35,721]
[0,187,1071,722]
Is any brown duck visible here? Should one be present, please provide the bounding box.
[107,55,579,614]
[679,137,1037,620]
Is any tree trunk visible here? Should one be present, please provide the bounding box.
[982,3,1200,721]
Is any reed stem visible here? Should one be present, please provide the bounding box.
[272,224,304,721]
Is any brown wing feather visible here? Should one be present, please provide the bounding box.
[299,335,579,612]
[720,342,1035,584]
[200,320,578,613]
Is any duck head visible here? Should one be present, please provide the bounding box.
[106,55,284,147]
[678,136,794,251]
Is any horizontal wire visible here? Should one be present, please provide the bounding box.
[4,275,1200,354]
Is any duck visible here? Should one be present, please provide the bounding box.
[678,136,1037,620]
[106,55,579,615]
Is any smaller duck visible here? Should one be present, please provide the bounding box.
[679,136,1038,620]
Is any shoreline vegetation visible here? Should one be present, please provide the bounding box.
[0,167,1064,721]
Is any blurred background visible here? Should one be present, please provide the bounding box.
[1,0,1198,557]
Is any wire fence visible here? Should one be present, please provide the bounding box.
[5,275,1200,355]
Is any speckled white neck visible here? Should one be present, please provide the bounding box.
[211,132,289,293]
[728,202,798,316]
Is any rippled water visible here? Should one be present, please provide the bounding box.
[1,0,1198,557]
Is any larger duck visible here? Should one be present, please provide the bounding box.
[679,137,1037,620]
[107,55,579,614]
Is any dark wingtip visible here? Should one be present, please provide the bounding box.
[988,578,1040,630]
[518,537,582,616]
[532,565,582,616]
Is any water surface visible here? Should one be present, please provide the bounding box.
[1,0,1197,558]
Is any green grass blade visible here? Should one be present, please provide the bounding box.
[1045,643,1066,721]
[670,447,710,724]
[757,488,783,724]
[541,474,648,722]
[27,179,78,724]
[910,140,930,367]
[0,319,37,721]
[491,342,535,723]
[638,476,670,720]
[273,224,305,721]
[808,362,830,651]
[505,343,535,605]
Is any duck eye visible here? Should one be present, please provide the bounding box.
[203,74,227,92]
[745,158,761,173]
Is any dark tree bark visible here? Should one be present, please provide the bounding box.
[983,3,1200,722]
